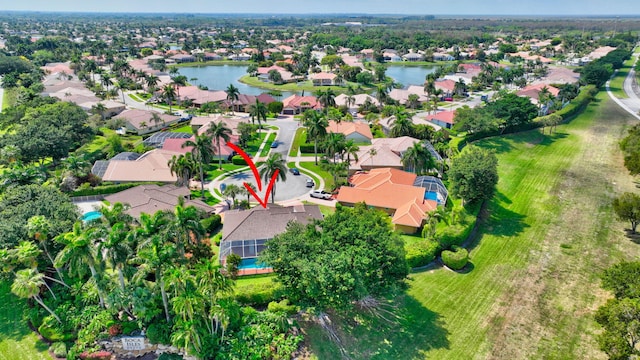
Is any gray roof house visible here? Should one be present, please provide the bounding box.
[219,204,323,264]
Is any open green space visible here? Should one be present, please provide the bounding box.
[2,88,17,110]
[171,124,193,134]
[305,92,640,359]
[243,132,268,156]
[0,282,51,360]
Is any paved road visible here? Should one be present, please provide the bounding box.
[607,50,640,121]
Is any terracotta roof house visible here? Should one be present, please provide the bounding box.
[177,86,227,107]
[516,84,560,104]
[101,149,182,183]
[588,46,617,60]
[104,184,215,219]
[222,93,275,113]
[114,109,180,135]
[425,110,456,129]
[326,120,373,143]
[337,168,438,233]
[190,114,250,135]
[388,86,429,105]
[219,204,323,264]
[41,62,73,76]
[433,79,456,97]
[533,66,580,85]
[162,134,240,161]
[282,95,321,115]
[309,72,340,86]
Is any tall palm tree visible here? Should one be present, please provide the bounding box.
[401,141,435,175]
[91,102,107,121]
[172,201,205,250]
[115,79,128,103]
[25,216,66,286]
[316,88,336,113]
[145,74,159,92]
[390,111,414,138]
[168,153,197,187]
[11,268,61,323]
[343,139,360,166]
[195,259,234,342]
[259,153,287,204]
[225,84,240,113]
[101,73,112,91]
[207,121,232,170]
[222,184,242,209]
[182,134,215,200]
[303,110,328,165]
[249,99,268,133]
[239,183,257,207]
[323,133,346,164]
[54,222,106,308]
[163,84,177,114]
[97,222,131,291]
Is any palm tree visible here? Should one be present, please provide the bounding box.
[145,74,159,92]
[168,153,197,187]
[222,184,242,209]
[25,216,66,286]
[323,133,346,164]
[303,110,328,165]
[343,139,360,166]
[249,99,268,133]
[115,79,127,103]
[239,183,257,207]
[12,268,61,323]
[225,84,240,113]
[101,73,112,91]
[97,222,131,291]
[62,154,90,178]
[390,111,414,138]
[401,141,436,175]
[182,134,215,200]
[316,88,336,113]
[368,148,378,167]
[163,84,177,114]
[259,153,287,204]
[207,121,232,171]
[407,94,420,109]
[91,102,107,121]
[195,259,233,342]
[54,222,106,308]
[171,201,206,250]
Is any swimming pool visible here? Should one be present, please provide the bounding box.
[238,258,270,270]
[81,211,102,222]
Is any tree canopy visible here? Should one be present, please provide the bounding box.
[449,145,499,204]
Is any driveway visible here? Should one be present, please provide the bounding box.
[219,168,314,202]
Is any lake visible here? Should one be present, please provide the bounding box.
[385,65,437,87]
[178,64,436,97]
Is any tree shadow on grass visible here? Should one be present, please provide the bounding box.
[476,128,568,155]
[0,282,38,342]
[303,293,449,360]
[624,229,640,243]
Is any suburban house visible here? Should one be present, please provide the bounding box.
[99,149,182,183]
[326,120,373,143]
[402,52,424,62]
[433,79,456,97]
[425,110,456,129]
[433,52,455,61]
[388,86,430,105]
[350,137,442,173]
[533,66,580,85]
[219,204,323,265]
[169,54,196,63]
[104,184,215,219]
[309,72,340,86]
[281,95,321,115]
[177,86,228,108]
[336,168,439,233]
[114,109,180,135]
[516,83,560,104]
[334,93,379,112]
[222,93,275,113]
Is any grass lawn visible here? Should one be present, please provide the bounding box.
[289,127,306,157]
[296,161,334,191]
[171,124,193,134]
[260,133,277,157]
[243,132,268,157]
[608,55,636,99]
[304,91,640,359]
[0,282,51,360]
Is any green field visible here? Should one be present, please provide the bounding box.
[0,282,51,360]
[304,92,640,359]
[608,54,637,99]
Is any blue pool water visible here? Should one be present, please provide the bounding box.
[81,211,102,222]
[425,192,438,201]
[238,258,270,270]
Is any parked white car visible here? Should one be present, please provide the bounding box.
[310,190,332,200]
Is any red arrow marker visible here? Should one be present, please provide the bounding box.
[244,169,279,208]
[226,141,279,208]
[227,142,262,191]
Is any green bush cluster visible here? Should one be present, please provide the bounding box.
[38,315,73,342]
[299,144,317,154]
[201,214,222,234]
[231,155,248,165]
[441,245,469,270]
[267,299,298,315]
[146,322,172,345]
[405,239,440,268]
[553,85,597,120]
[71,182,147,197]
[235,281,284,306]
[50,342,68,358]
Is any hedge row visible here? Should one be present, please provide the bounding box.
[299,144,319,154]
[231,155,248,165]
[406,239,440,268]
[235,280,284,306]
[457,85,598,150]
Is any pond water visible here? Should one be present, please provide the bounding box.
[178,65,296,99]
[178,64,437,96]
[385,65,437,87]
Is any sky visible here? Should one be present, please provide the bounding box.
[2,0,640,16]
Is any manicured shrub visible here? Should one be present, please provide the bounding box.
[231,155,247,165]
[267,101,283,114]
[120,321,139,336]
[38,315,71,342]
[50,342,67,358]
[267,299,298,315]
[299,144,316,154]
[201,214,222,234]
[441,245,469,270]
[236,281,284,306]
[405,239,440,268]
[146,322,172,345]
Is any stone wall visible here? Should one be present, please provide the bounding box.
[98,337,197,360]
